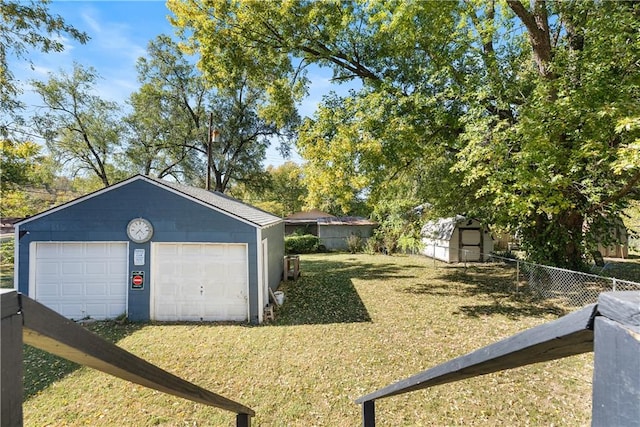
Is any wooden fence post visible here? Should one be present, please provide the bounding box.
[1,290,23,426]
[362,400,375,427]
[592,292,640,426]
[236,413,251,427]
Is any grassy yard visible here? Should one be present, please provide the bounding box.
[23,253,596,426]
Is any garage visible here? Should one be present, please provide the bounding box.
[31,242,127,320]
[15,175,284,323]
[151,243,248,321]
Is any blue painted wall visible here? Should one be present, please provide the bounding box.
[262,222,285,290]
[16,179,277,323]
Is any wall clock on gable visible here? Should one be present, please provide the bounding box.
[126,218,154,243]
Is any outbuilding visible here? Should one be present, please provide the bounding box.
[421,216,494,263]
[317,216,378,251]
[14,175,284,324]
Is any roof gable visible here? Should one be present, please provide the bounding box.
[17,175,281,228]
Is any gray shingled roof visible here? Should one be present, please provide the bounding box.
[145,176,281,228]
[421,215,466,240]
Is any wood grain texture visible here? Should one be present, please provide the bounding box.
[1,314,24,426]
[1,289,20,319]
[592,316,640,426]
[597,291,640,328]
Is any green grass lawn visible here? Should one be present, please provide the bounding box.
[0,264,13,289]
[23,254,595,426]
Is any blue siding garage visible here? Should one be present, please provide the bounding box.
[14,175,284,324]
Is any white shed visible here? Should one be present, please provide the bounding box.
[421,216,493,263]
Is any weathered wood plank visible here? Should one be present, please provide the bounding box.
[20,295,255,417]
[592,316,640,426]
[236,413,251,427]
[1,289,20,319]
[356,303,597,403]
[1,291,23,426]
[597,291,640,328]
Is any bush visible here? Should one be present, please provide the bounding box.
[285,234,319,254]
[0,239,14,266]
[346,233,363,254]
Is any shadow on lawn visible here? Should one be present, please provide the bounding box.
[24,320,144,399]
[403,263,568,319]
[273,255,408,325]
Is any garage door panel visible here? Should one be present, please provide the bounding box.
[34,242,127,320]
[85,283,107,296]
[37,283,59,297]
[85,304,107,317]
[152,243,248,321]
[62,283,84,296]
[59,303,85,318]
[86,262,107,274]
[109,284,127,296]
[62,262,83,275]
[60,243,84,256]
[109,262,127,275]
[38,262,59,275]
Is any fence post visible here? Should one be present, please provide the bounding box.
[517,260,522,296]
[362,400,375,427]
[236,413,251,427]
[592,292,640,426]
[612,278,617,292]
[433,242,436,266]
[1,290,23,426]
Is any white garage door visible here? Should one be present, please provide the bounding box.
[151,243,248,321]
[32,242,128,320]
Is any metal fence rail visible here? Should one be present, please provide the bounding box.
[487,254,640,307]
[423,246,640,307]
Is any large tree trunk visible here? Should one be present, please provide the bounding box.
[522,209,586,271]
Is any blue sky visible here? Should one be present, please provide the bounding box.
[15,0,352,167]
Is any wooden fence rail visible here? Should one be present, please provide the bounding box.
[0,290,254,427]
[355,291,640,427]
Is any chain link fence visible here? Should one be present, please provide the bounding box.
[489,254,640,307]
[424,246,640,307]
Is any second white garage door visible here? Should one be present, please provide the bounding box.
[151,243,249,321]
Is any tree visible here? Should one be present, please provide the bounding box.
[170,0,640,269]
[454,1,640,268]
[168,0,306,131]
[0,138,61,216]
[128,34,298,193]
[31,63,125,187]
[0,0,88,134]
[125,35,207,182]
[229,161,307,217]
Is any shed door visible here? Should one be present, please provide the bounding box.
[31,242,128,320]
[459,229,482,261]
[151,243,248,321]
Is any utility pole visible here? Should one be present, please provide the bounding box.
[206,112,213,190]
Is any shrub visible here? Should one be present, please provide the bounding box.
[346,233,363,254]
[0,239,14,266]
[285,234,319,254]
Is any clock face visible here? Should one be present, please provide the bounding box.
[127,218,153,243]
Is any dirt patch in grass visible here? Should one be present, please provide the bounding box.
[23,254,593,426]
